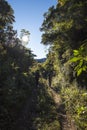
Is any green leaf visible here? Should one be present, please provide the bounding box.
[77,68,83,76]
[74,65,80,71]
[84,56,87,61]
[22,72,28,77]
[70,57,81,62]
[73,50,79,56]
[82,66,87,71]
[78,60,83,67]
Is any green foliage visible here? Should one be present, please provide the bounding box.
[31,84,60,130]
[40,0,87,129]
[0,0,87,129]
[0,42,35,129]
[40,0,87,88]
[0,1,36,129]
[41,52,56,87]
[61,86,87,130]
[0,0,15,28]
[70,40,87,76]
[41,120,60,130]
[0,0,15,44]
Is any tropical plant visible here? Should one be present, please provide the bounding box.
[70,40,87,76]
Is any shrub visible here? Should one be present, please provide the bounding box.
[61,86,87,130]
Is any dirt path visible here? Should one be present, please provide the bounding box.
[12,85,77,130]
[49,87,77,130]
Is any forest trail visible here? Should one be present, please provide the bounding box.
[12,85,77,130]
[49,87,77,130]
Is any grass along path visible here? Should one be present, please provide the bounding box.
[48,87,77,130]
[11,82,77,130]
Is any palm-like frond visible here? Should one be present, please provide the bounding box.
[0,0,15,28]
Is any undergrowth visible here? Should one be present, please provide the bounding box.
[61,85,87,130]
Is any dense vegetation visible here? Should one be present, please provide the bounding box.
[0,0,87,130]
[0,0,36,129]
[40,0,87,129]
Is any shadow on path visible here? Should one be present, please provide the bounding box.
[49,87,77,130]
[12,83,60,130]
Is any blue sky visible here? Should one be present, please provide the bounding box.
[7,0,57,58]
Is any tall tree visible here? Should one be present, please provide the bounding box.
[0,0,15,43]
[0,0,15,28]
[40,0,87,87]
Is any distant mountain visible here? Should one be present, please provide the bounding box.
[36,58,46,63]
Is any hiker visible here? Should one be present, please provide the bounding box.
[48,74,52,88]
[35,70,40,87]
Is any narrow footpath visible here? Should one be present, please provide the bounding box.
[49,87,77,130]
[12,85,77,130]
